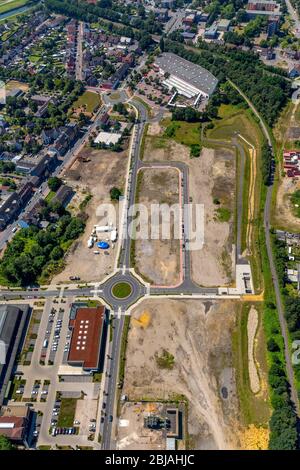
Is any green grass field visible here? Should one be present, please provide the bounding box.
[207,106,258,147]
[163,119,201,146]
[112,282,132,299]
[0,0,29,15]
[71,91,101,114]
[57,398,77,428]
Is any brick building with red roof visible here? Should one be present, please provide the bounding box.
[67,306,107,372]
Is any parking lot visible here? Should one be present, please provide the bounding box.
[4,294,104,449]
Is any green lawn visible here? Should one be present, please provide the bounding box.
[164,119,201,146]
[57,398,77,427]
[45,191,55,203]
[207,105,257,147]
[0,0,30,15]
[112,282,132,299]
[71,91,101,114]
[216,207,231,222]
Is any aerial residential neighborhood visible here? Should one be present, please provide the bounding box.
[0,0,300,459]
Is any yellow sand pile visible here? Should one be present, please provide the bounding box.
[145,403,158,413]
[132,311,151,328]
[239,424,269,450]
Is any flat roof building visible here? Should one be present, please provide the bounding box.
[154,52,218,101]
[67,306,107,372]
[246,0,281,18]
[0,405,32,446]
[0,305,29,406]
[94,131,122,146]
[217,19,231,31]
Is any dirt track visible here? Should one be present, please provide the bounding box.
[143,123,235,286]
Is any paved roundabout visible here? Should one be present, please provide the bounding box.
[100,271,147,311]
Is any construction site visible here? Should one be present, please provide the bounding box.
[52,145,128,283]
[117,402,185,451]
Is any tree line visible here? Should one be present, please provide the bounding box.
[0,204,85,286]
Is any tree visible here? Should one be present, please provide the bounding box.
[50,246,64,261]
[160,37,165,53]
[267,338,280,352]
[0,435,14,450]
[48,177,62,192]
[110,187,122,201]
[269,405,298,450]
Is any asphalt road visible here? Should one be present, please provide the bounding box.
[100,314,125,450]
[76,21,84,81]
[285,0,300,38]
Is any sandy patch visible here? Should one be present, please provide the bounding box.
[52,147,129,283]
[274,177,300,231]
[247,306,260,394]
[135,168,181,285]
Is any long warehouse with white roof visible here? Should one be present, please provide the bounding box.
[154,52,218,103]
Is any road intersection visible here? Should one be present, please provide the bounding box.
[0,95,257,450]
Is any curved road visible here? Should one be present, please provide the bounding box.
[229,80,300,415]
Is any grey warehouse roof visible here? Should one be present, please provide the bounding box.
[154,52,218,96]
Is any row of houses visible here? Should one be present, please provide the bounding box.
[0,152,60,230]
[283,150,300,178]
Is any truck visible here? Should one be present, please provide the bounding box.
[87,236,94,248]
[110,229,117,242]
[95,225,112,233]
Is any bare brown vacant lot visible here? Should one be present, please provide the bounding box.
[134,168,180,286]
[123,299,241,449]
[52,146,128,283]
[143,122,235,286]
[274,177,300,231]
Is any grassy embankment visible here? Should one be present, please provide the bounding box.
[0,0,30,15]
[205,103,265,294]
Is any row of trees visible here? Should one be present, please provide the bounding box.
[261,143,273,186]
[268,234,300,449]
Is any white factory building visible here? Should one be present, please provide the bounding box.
[154,52,218,104]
